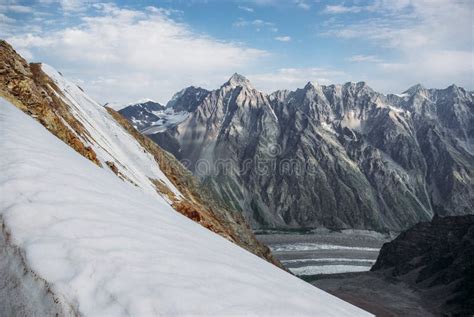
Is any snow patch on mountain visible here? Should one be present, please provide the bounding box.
[341,110,362,130]
[141,109,190,134]
[42,64,182,199]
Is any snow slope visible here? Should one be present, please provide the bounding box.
[41,64,181,199]
[0,99,371,316]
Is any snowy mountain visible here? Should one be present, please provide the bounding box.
[119,100,190,134]
[118,100,164,130]
[0,40,372,315]
[166,85,210,112]
[127,74,474,231]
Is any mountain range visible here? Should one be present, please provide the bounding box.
[120,73,474,232]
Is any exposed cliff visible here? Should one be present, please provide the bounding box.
[371,215,474,315]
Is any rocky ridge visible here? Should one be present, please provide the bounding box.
[371,215,474,314]
[132,74,473,231]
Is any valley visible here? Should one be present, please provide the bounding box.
[257,229,392,276]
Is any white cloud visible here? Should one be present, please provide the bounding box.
[238,6,254,12]
[374,50,474,91]
[38,0,95,12]
[0,12,14,23]
[324,0,472,51]
[346,55,381,63]
[249,67,348,93]
[294,0,310,10]
[0,4,33,13]
[274,36,291,42]
[233,18,277,32]
[323,0,474,91]
[323,0,413,14]
[324,5,363,14]
[8,4,267,104]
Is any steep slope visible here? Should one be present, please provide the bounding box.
[0,40,278,266]
[0,99,371,316]
[132,74,473,231]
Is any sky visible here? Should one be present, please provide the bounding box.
[1,0,473,106]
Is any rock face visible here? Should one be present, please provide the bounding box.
[0,40,280,267]
[126,74,474,231]
[166,86,210,113]
[372,215,474,315]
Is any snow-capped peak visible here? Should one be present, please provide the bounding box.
[304,81,320,89]
[404,83,426,95]
[226,72,252,88]
[128,98,160,106]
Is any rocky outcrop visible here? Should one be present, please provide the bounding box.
[0,40,100,166]
[131,74,473,231]
[372,215,474,315]
[0,40,280,267]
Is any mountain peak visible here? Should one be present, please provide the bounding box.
[304,81,320,90]
[128,98,162,107]
[404,83,426,95]
[446,83,459,92]
[226,73,252,88]
[167,86,210,112]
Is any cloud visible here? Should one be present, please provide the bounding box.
[249,67,348,93]
[294,0,310,10]
[323,0,413,14]
[8,4,267,104]
[346,55,381,63]
[38,0,95,12]
[238,6,254,12]
[323,0,472,51]
[322,0,474,91]
[0,4,34,13]
[237,0,311,10]
[274,36,291,42]
[324,5,363,14]
[0,12,15,23]
[374,50,473,90]
[233,18,277,32]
